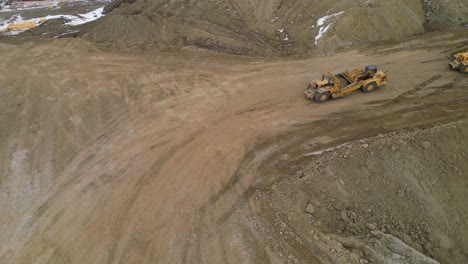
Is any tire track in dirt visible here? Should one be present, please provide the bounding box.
[234,98,297,116]
[13,119,204,263]
[185,138,286,262]
[390,75,442,103]
[419,76,465,98]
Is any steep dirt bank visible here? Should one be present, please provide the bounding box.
[424,0,468,27]
[81,0,467,55]
[259,120,468,264]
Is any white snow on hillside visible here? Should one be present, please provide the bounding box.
[314,11,344,45]
[0,6,105,35]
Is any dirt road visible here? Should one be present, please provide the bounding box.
[0,31,467,263]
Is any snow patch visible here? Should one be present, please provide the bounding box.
[314,23,332,45]
[313,11,344,45]
[1,6,105,35]
[305,143,350,157]
[317,11,345,27]
[66,7,105,26]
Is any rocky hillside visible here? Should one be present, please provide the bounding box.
[83,0,467,55]
[424,0,468,27]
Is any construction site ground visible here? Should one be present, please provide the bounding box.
[0,30,468,263]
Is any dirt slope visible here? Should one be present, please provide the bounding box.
[424,0,468,27]
[261,121,468,264]
[82,0,467,55]
[0,31,467,264]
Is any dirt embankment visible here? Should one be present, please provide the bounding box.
[82,0,467,55]
[261,121,468,264]
[424,0,468,27]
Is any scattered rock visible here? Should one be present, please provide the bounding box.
[341,211,349,222]
[349,211,357,222]
[397,189,406,197]
[362,143,369,148]
[305,203,315,215]
[366,223,377,230]
[295,170,304,178]
[398,220,405,229]
[337,255,348,263]
[423,242,435,257]
[350,252,360,262]
[421,141,431,150]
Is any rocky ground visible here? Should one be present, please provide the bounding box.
[260,121,468,264]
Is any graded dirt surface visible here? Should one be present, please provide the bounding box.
[0,31,468,264]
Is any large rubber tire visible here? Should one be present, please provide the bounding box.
[459,64,468,74]
[314,91,330,103]
[361,82,377,93]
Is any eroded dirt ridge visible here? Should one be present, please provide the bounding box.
[81,0,468,55]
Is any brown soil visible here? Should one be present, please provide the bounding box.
[0,30,467,264]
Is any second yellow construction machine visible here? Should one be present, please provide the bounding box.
[449,52,468,74]
[305,65,388,103]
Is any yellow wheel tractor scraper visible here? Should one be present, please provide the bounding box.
[449,52,468,74]
[305,65,388,103]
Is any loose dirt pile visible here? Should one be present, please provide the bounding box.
[82,0,467,55]
[261,120,468,264]
[424,0,468,27]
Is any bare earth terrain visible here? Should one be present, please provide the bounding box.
[0,30,467,264]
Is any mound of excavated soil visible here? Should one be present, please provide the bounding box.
[263,120,468,263]
[424,0,468,27]
[82,0,467,55]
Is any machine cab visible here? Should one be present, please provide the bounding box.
[320,74,335,86]
[364,65,377,78]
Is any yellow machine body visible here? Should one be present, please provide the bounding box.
[305,65,388,103]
